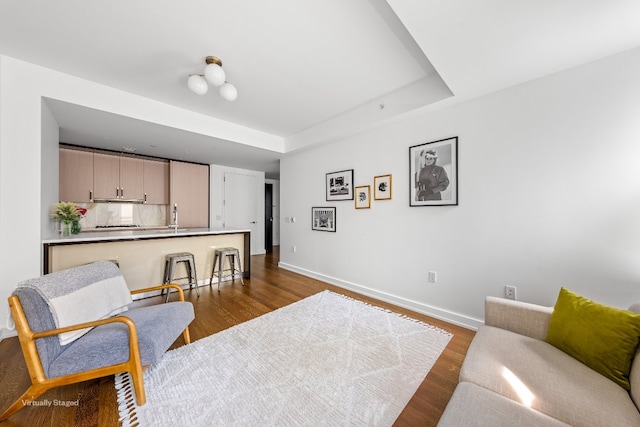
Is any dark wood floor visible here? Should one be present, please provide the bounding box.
[0,247,475,426]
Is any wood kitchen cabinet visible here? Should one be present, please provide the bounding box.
[143,159,169,204]
[59,147,94,202]
[170,160,209,228]
[93,152,144,201]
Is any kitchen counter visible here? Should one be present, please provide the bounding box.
[43,228,251,291]
[43,227,250,244]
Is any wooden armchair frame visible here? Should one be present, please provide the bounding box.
[0,283,190,422]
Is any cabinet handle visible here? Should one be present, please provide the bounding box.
[116,187,120,198]
[120,187,124,198]
[89,191,93,202]
[144,193,147,203]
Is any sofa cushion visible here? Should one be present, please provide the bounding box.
[438,382,570,427]
[48,301,194,378]
[461,325,640,427]
[546,287,640,390]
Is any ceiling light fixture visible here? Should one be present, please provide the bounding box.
[187,56,238,101]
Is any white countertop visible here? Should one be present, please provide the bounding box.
[43,227,251,244]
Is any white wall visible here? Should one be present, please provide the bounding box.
[280,47,640,329]
[41,101,60,237]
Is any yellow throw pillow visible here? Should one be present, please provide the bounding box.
[546,287,640,390]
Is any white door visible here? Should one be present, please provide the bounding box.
[224,172,260,253]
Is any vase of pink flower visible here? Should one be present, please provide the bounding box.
[52,202,87,236]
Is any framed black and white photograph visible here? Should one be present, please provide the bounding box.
[311,207,336,232]
[326,169,354,201]
[409,137,458,206]
[374,174,392,200]
[355,185,371,209]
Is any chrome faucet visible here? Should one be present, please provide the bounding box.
[169,204,179,229]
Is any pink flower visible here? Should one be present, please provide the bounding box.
[76,207,87,217]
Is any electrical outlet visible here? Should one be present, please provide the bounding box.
[505,285,517,300]
[428,271,437,283]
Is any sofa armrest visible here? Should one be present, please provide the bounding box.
[485,296,553,341]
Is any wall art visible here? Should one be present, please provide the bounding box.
[326,169,354,201]
[311,207,336,232]
[355,185,371,209]
[373,174,392,200]
[409,137,458,206]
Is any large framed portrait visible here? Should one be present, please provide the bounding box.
[409,137,458,206]
[326,169,354,201]
[311,207,336,232]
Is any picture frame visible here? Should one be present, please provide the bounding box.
[373,174,392,200]
[311,207,336,232]
[355,185,371,209]
[326,169,354,201]
[409,137,458,206]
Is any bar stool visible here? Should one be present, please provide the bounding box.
[163,252,200,302]
[209,247,244,291]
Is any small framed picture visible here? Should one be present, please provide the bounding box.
[409,137,458,206]
[311,207,336,232]
[326,169,354,201]
[355,185,371,209]
[373,174,392,200]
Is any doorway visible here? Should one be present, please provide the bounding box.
[265,183,273,253]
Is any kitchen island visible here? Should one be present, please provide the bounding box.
[43,228,250,292]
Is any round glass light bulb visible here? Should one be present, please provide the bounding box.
[204,63,226,87]
[219,82,238,101]
[187,75,208,95]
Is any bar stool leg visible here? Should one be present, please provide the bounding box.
[188,257,200,297]
[209,253,219,288]
[234,250,244,286]
[217,253,224,292]
[164,258,177,303]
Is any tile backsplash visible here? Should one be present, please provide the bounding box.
[76,203,167,228]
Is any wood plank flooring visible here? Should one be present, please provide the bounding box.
[0,247,475,426]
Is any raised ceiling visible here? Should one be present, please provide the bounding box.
[1,0,640,178]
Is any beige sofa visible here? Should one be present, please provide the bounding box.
[438,297,640,426]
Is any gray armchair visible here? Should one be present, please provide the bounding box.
[0,261,194,421]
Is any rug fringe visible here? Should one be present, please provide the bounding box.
[325,290,454,338]
[115,372,140,427]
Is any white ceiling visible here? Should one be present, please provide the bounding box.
[2,0,640,179]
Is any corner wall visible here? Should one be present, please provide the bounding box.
[279,47,640,329]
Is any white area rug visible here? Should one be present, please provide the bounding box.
[116,290,452,426]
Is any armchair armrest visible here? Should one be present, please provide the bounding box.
[130,283,186,302]
[31,315,138,340]
[485,296,552,341]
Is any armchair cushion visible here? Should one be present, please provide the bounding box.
[48,301,194,378]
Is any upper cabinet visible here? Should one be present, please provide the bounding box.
[59,147,94,202]
[170,160,209,228]
[59,146,170,205]
[143,159,169,204]
[93,152,144,201]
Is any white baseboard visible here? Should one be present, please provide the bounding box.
[278,262,483,331]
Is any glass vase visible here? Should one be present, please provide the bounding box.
[61,221,72,237]
[71,220,82,234]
